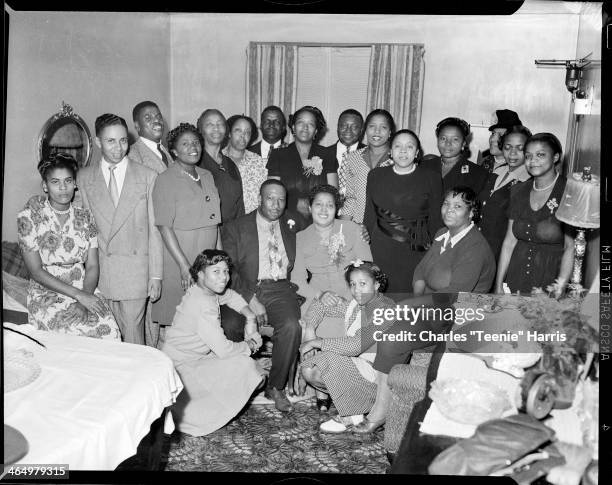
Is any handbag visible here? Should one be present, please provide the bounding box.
[428,414,564,478]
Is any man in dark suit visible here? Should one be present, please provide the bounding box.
[128,101,172,175]
[248,106,287,162]
[324,109,366,197]
[221,180,301,412]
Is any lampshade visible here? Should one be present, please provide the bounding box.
[555,169,600,228]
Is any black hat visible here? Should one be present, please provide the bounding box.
[489,109,522,132]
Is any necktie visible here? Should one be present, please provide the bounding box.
[157,143,169,166]
[108,165,120,208]
[338,148,349,195]
[268,223,282,280]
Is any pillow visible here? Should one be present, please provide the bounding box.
[2,241,30,279]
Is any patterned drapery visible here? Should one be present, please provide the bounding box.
[246,43,298,124]
[366,44,425,134]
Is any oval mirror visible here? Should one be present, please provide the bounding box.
[38,102,93,167]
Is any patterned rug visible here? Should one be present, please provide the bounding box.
[163,397,389,474]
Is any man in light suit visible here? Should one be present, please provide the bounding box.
[248,106,288,162]
[77,113,163,345]
[221,180,301,412]
[324,109,366,197]
[128,101,172,174]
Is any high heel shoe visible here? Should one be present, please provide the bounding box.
[316,396,332,412]
[352,417,385,434]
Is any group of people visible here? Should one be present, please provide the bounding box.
[17,101,576,438]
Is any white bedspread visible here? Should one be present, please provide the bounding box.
[3,323,183,470]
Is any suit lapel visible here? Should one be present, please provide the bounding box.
[279,216,295,267]
[109,161,145,241]
[86,161,115,226]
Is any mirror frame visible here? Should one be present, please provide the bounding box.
[38,101,93,167]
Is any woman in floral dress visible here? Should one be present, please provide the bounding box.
[267,105,338,231]
[17,153,121,340]
[222,114,268,213]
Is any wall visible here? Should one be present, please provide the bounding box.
[169,4,579,157]
[2,10,170,241]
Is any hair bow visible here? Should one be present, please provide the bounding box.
[350,259,364,267]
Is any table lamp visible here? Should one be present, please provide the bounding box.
[555,167,600,287]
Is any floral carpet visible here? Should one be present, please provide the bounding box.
[162,397,389,474]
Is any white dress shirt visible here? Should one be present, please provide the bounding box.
[261,140,282,161]
[100,156,129,196]
[435,223,475,254]
[140,137,163,159]
[336,141,360,163]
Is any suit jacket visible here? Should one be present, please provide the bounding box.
[128,137,172,174]
[221,210,297,303]
[77,159,163,300]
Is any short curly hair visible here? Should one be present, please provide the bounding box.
[364,109,396,137]
[344,260,388,293]
[308,184,342,209]
[227,114,259,147]
[167,123,204,158]
[390,129,424,165]
[443,185,481,224]
[498,125,532,150]
[196,109,228,147]
[189,249,233,282]
[435,117,471,140]
[288,106,327,141]
[37,153,79,181]
[525,132,563,160]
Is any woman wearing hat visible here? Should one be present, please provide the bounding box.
[477,109,523,173]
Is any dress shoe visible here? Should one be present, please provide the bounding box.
[352,417,385,434]
[319,414,363,434]
[264,386,293,412]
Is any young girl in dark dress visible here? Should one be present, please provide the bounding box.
[495,133,575,296]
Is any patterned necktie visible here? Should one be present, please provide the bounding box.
[268,223,282,280]
[157,143,169,166]
[108,165,120,208]
[338,148,349,195]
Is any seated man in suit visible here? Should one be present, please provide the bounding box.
[128,101,172,174]
[326,109,366,198]
[221,180,301,412]
[77,113,163,345]
[248,106,287,162]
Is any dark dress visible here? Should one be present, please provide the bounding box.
[478,174,527,262]
[266,142,338,230]
[505,175,568,293]
[364,165,444,295]
[199,151,245,224]
[420,155,490,195]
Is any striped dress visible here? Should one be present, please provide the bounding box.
[300,293,396,416]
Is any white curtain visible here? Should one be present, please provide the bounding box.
[246,43,298,124]
[366,44,425,134]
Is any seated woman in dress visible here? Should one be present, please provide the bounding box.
[266,105,338,230]
[299,261,397,432]
[291,184,372,409]
[420,117,490,195]
[478,125,532,262]
[351,186,496,434]
[17,153,121,339]
[364,129,444,294]
[161,249,264,437]
[197,109,245,223]
[495,133,574,297]
[341,108,395,224]
[222,114,267,213]
[152,122,221,327]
